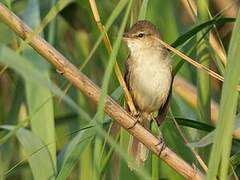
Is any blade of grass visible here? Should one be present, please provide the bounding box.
[88,2,135,177]
[189,131,215,148]
[17,128,56,179]
[151,122,160,180]
[173,18,231,75]
[173,117,214,132]
[96,0,131,128]
[0,0,72,76]
[185,0,227,76]
[17,0,73,53]
[79,0,129,71]
[0,125,22,145]
[156,37,240,91]
[130,0,140,24]
[79,144,93,180]
[93,1,132,179]
[196,0,211,163]
[89,0,136,114]
[6,79,24,124]
[171,17,235,48]
[22,0,56,170]
[172,17,234,76]
[56,127,96,180]
[3,126,57,180]
[207,10,240,180]
[169,110,208,172]
[47,0,56,44]
[196,0,211,124]
[182,0,236,66]
[138,0,148,20]
[99,133,120,175]
[230,151,240,171]
[61,0,129,105]
[98,87,124,171]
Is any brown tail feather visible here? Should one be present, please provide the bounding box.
[128,116,150,169]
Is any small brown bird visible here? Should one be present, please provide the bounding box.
[123,20,173,167]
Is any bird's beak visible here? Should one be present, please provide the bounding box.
[123,33,131,43]
[122,33,129,40]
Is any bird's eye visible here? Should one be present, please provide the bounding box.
[138,33,144,38]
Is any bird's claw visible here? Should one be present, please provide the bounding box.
[128,112,141,129]
[155,135,166,156]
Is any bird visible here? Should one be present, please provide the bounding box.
[123,20,173,167]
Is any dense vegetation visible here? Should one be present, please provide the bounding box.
[0,0,240,179]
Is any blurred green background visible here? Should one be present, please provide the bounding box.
[0,0,240,179]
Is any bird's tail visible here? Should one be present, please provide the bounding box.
[128,115,150,168]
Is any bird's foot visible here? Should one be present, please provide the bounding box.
[127,112,141,129]
[155,135,166,156]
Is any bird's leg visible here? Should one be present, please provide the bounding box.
[150,114,167,156]
[149,114,155,127]
[155,133,166,157]
[127,111,141,129]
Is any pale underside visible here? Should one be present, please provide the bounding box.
[127,47,172,115]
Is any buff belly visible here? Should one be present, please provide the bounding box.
[129,54,172,113]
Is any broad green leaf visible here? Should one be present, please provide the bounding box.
[189,131,215,148]
[174,117,214,132]
[171,17,235,48]
[56,126,96,180]
[57,86,123,179]
[189,113,240,148]
[1,126,56,179]
[173,17,235,74]
[16,128,56,179]
[0,125,21,145]
[22,0,56,170]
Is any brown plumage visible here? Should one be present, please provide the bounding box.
[123,20,173,167]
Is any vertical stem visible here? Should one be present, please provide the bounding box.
[196,0,211,162]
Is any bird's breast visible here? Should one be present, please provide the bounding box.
[129,50,172,113]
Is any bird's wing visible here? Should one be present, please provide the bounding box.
[124,55,132,112]
[156,75,174,126]
[124,55,131,90]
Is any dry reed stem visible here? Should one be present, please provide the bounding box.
[214,0,237,37]
[181,0,227,65]
[0,65,8,75]
[88,0,137,114]
[155,37,240,91]
[209,33,227,65]
[0,3,204,179]
[214,0,238,18]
